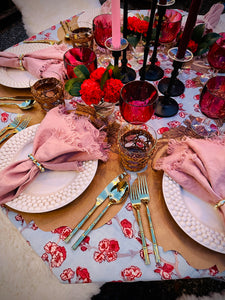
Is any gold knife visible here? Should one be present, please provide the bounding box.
[23,40,62,45]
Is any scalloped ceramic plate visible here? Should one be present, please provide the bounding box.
[163,173,225,254]
[0,124,98,213]
[0,43,51,88]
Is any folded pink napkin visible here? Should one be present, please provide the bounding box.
[154,137,225,224]
[0,106,109,204]
[0,44,68,80]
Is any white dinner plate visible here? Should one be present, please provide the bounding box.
[163,173,225,254]
[0,124,98,213]
[0,43,51,88]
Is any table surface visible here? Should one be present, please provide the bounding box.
[0,9,224,284]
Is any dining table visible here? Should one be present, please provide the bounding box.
[0,8,224,286]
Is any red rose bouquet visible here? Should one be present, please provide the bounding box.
[65,64,123,106]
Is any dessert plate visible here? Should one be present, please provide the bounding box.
[0,124,98,213]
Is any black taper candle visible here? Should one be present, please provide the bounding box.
[140,0,158,81]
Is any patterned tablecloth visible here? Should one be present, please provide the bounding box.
[0,10,224,284]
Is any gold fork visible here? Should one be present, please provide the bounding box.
[0,115,22,137]
[0,117,31,144]
[130,181,150,265]
[138,175,161,265]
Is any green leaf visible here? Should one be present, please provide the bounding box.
[143,16,149,22]
[200,32,221,47]
[100,69,109,90]
[68,82,82,96]
[195,46,209,56]
[191,24,205,43]
[73,65,90,81]
[112,65,121,79]
[127,33,141,48]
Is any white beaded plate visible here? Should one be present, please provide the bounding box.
[163,173,225,254]
[0,43,51,88]
[0,124,98,213]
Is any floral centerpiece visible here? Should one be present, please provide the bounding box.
[65,64,123,106]
[126,14,149,48]
[178,23,221,56]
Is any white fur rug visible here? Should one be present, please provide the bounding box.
[12,0,101,36]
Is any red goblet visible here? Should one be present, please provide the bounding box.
[63,47,97,79]
[119,80,158,124]
[199,75,225,120]
[93,14,112,66]
[207,32,225,74]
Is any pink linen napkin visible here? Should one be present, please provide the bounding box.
[154,137,225,224]
[0,44,68,80]
[0,106,109,204]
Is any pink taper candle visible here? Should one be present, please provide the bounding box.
[112,0,121,49]
[176,0,202,59]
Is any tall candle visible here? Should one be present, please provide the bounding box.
[112,0,121,49]
[176,0,202,59]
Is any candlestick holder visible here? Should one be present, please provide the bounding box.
[158,47,193,96]
[139,0,175,81]
[154,47,193,117]
[105,37,128,66]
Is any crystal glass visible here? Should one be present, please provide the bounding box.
[207,32,225,74]
[31,77,64,112]
[199,75,225,119]
[159,9,182,44]
[69,22,93,48]
[119,80,158,124]
[93,14,112,66]
[63,47,97,79]
[118,123,157,172]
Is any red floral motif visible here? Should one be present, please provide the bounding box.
[154,263,174,280]
[80,236,90,251]
[44,32,51,38]
[164,68,172,75]
[120,219,133,238]
[52,226,72,240]
[121,266,142,281]
[31,223,38,230]
[94,238,120,263]
[126,202,133,211]
[1,112,9,122]
[51,25,56,31]
[43,241,66,268]
[209,265,219,276]
[76,267,91,283]
[157,127,169,135]
[167,120,181,128]
[15,214,24,225]
[193,94,200,100]
[179,93,185,99]
[41,253,49,262]
[193,103,200,112]
[185,79,197,88]
[179,111,187,118]
[60,268,75,283]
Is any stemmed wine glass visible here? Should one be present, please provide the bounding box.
[93,14,113,66]
[207,32,225,76]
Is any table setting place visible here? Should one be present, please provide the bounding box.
[0,0,225,284]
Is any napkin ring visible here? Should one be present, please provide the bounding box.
[214,199,225,209]
[28,154,45,172]
[18,54,25,71]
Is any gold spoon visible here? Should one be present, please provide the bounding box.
[0,100,36,110]
[72,180,129,250]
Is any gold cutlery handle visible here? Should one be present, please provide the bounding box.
[72,204,111,250]
[0,132,14,144]
[145,205,161,264]
[136,209,150,265]
[64,204,98,243]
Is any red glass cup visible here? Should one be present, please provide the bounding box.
[199,76,225,119]
[207,32,225,72]
[159,9,182,44]
[93,14,112,49]
[63,47,97,79]
[119,80,158,124]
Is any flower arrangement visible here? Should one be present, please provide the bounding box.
[65,64,123,106]
[126,14,150,48]
[179,23,221,56]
